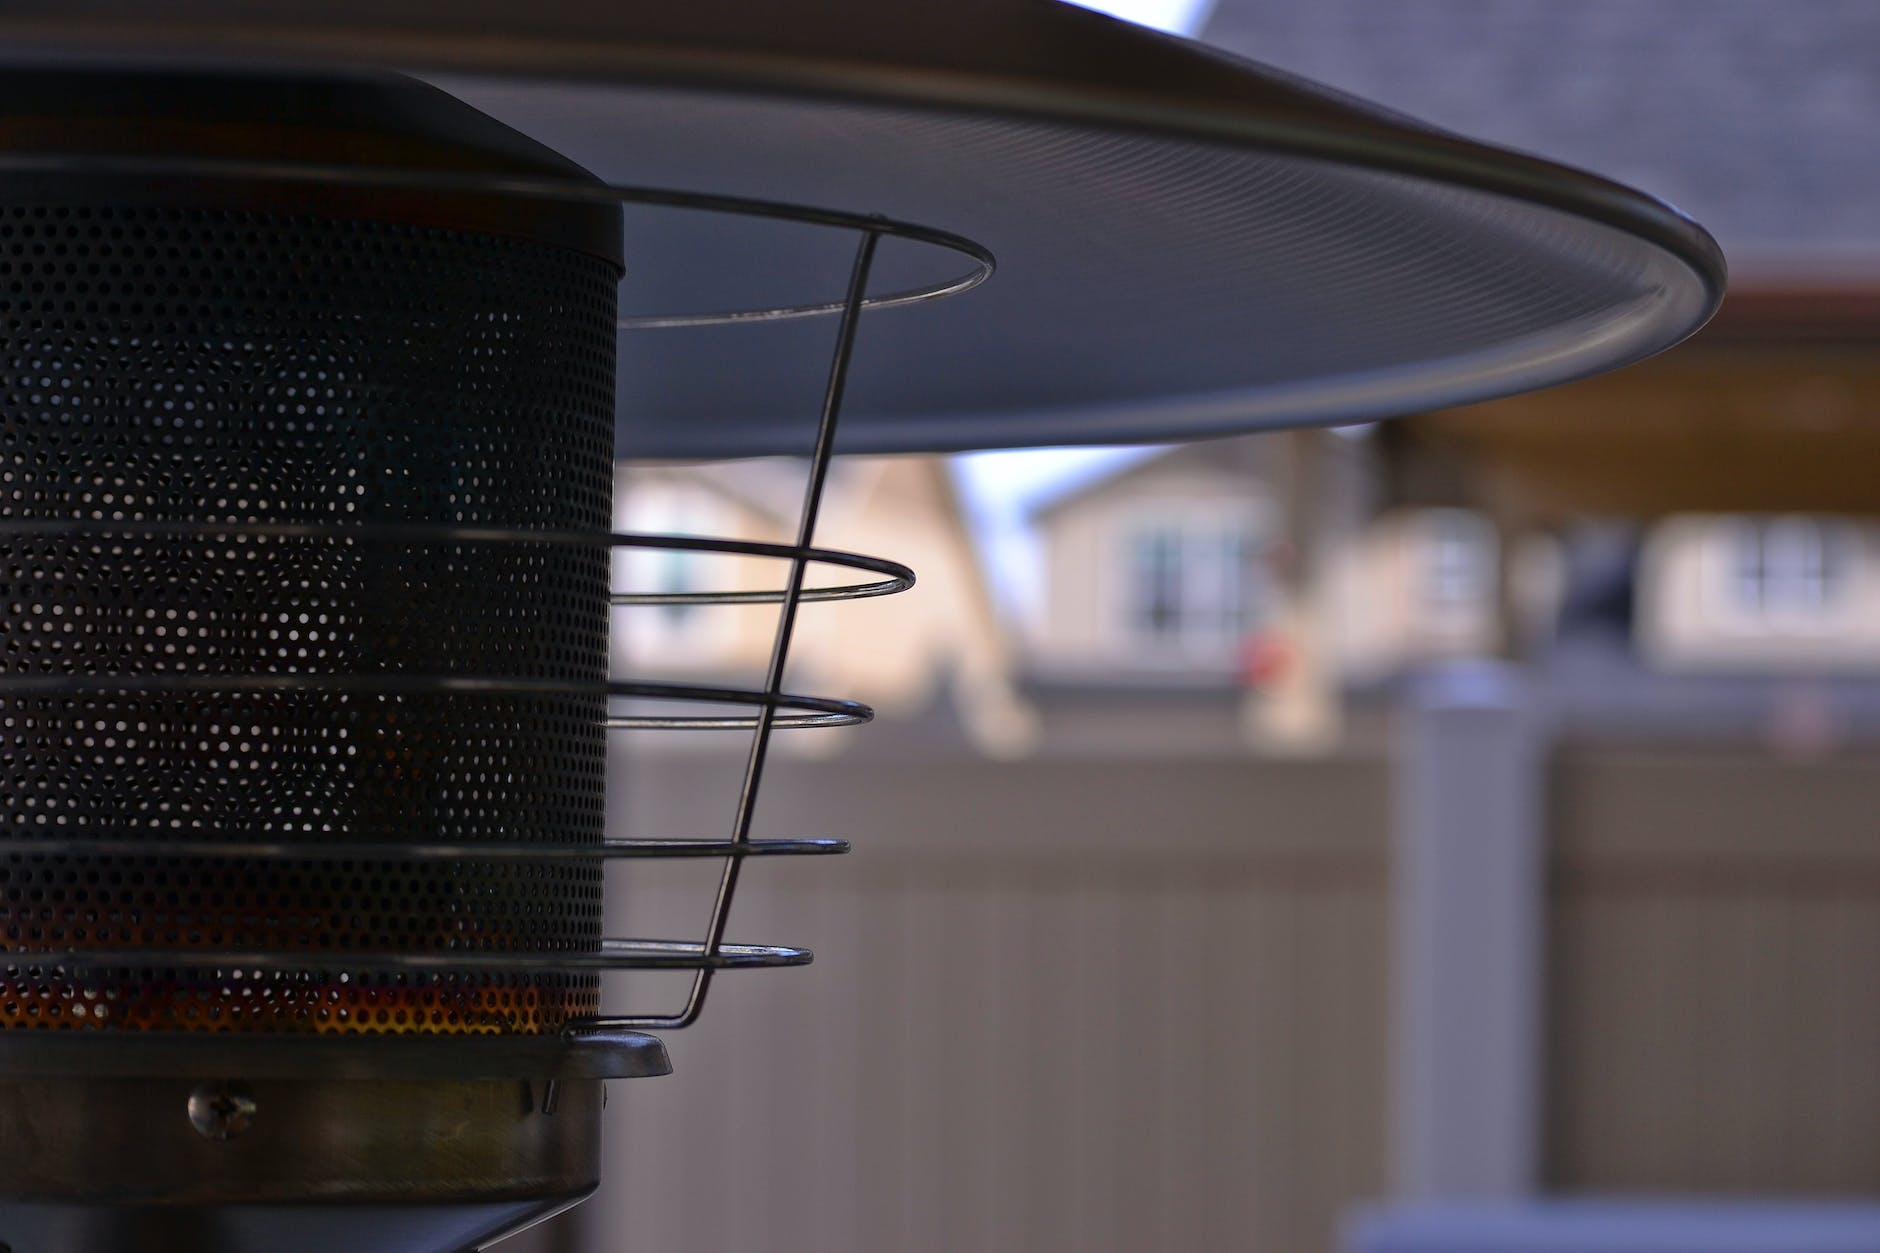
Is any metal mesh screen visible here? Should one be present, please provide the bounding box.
[0,201,617,1034]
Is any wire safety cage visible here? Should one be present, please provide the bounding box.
[0,154,993,1041]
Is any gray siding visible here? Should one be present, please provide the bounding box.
[584,754,1391,1253]
[1548,750,1880,1196]
[529,745,1880,1253]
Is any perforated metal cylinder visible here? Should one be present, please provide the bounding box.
[0,69,622,1035]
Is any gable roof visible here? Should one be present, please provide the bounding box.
[622,456,824,531]
[1201,0,1880,267]
[1029,434,1279,523]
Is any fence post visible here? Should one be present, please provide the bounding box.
[1391,660,1547,1199]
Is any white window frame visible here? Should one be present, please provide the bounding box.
[1420,509,1496,613]
[1105,497,1268,666]
[1701,515,1853,636]
[614,480,743,665]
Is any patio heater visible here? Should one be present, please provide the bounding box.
[0,3,1722,1251]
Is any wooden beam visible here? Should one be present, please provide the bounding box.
[1406,338,1880,520]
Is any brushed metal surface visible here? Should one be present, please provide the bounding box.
[0,1077,601,1203]
[0,4,1723,454]
[0,1196,585,1253]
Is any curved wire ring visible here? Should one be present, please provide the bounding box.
[0,673,869,731]
[0,519,915,607]
[12,939,812,974]
[0,153,995,328]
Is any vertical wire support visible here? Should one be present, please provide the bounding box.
[591,224,882,1032]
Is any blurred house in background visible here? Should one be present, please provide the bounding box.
[537,5,1880,1253]
[1259,1,1880,1249]
[615,455,1036,757]
[613,460,796,677]
[592,367,1880,1253]
[1327,506,1502,686]
[1388,281,1880,754]
[1019,430,1504,753]
[1639,513,1880,674]
[1028,437,1287,681]
[1020,431,1358,753]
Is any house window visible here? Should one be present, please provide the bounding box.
[615,480,742,665]
[650,544,698,626]
[1123,515,1255,658]
[1712,516,1849,627]
[626,492,715,628]
[1423,510,1494,609]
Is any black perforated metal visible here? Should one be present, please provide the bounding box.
[0,201,617,1034]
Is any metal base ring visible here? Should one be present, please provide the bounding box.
[0,1028,669,1080]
